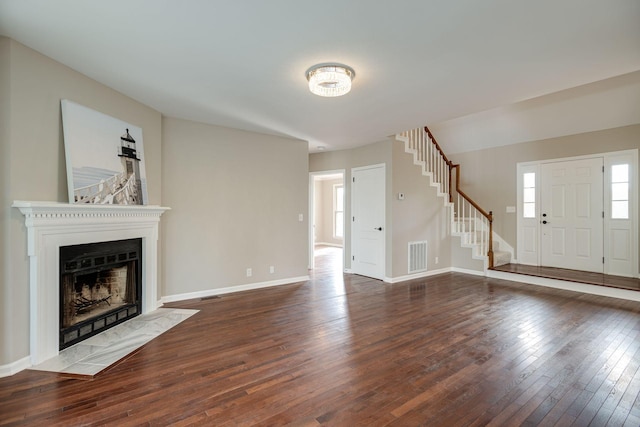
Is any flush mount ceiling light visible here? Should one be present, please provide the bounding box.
[305,63,355,97]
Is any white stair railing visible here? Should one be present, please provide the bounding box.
[399,127,450,198]
[455,194,490,258]
[398,126,495,268]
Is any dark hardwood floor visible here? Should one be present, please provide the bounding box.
[2,246,640,426]
[492,263,640,292]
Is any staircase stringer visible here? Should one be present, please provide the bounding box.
[395,133,452,205]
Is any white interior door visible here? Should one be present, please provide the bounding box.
[540,157,603,272]
[351,164,385,280]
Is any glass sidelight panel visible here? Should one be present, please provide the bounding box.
[523,172,536,218]
[611,164,629,219]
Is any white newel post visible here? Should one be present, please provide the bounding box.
[12,201,170,365]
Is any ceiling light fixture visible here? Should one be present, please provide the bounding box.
[305,63,355,97]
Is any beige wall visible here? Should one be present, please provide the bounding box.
[391,139,452,276]
[0,37,11,366]
[0,38,162,366]
[313,180,323,243]
[449,125,640,252]
[161,118,309,297]
[314,178,343,246]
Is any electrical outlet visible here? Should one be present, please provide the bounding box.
[246,268,252,277]
[269,266,275,274]
[435,256,439,264]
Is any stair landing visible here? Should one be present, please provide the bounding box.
[491,263,640,292]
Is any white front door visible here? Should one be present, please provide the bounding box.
[351,164,385,280]
[540,157,603,272]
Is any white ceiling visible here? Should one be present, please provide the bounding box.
[1,0,639,154]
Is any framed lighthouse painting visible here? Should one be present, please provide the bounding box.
[61,100,148,205]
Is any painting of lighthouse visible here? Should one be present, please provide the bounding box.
[61,100,148,205]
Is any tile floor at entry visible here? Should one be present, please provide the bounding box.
[492,263,640,292]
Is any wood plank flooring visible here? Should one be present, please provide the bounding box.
[1,246,640,426]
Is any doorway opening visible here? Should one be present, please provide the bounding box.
[309,171,345,273]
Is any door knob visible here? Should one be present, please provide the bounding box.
[374,227,383,231]
[541,220,548,224]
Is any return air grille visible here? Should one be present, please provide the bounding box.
[408,241,428,273]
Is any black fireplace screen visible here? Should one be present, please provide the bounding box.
[59,238,142,349]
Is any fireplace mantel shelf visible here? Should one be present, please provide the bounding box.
[13,200,170,218]
[13,200,170,366]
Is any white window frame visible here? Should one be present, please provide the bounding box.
[611,164,630,219]
[333,184,344,239]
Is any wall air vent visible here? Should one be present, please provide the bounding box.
[408,241,428,273]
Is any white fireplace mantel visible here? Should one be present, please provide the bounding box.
[12,201,170,365]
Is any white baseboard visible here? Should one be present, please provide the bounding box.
[385,267,452,283]
[487,270,640,302]
[160,275,310,304]
[0,355,31,378]
[451,267,486,277]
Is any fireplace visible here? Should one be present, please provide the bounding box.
[59,239,143,349]
[13,201,169,365]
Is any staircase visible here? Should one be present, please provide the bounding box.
[396,127,512,270]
